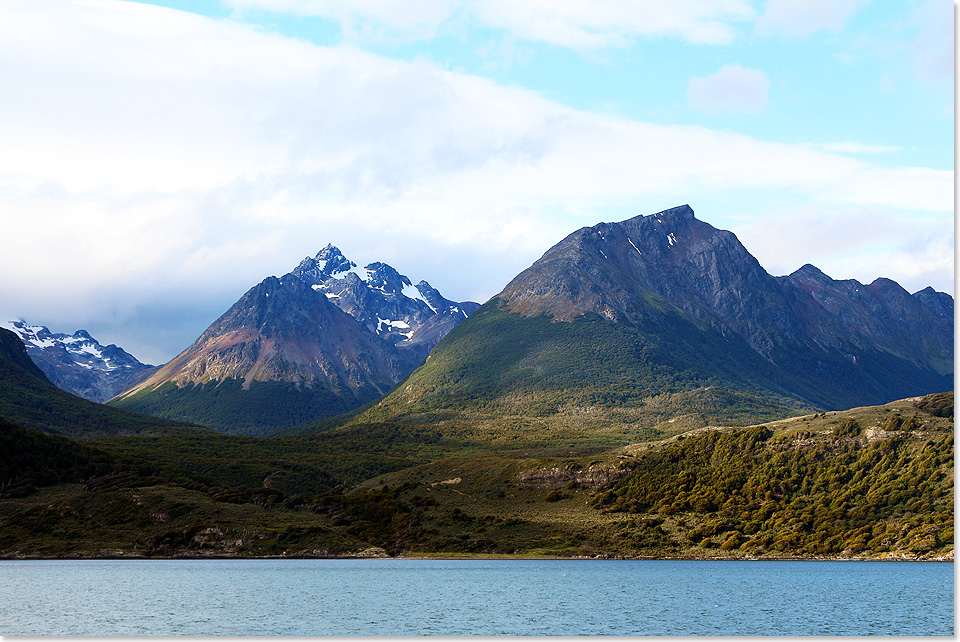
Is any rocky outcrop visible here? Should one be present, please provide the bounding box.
[518,464,633,489]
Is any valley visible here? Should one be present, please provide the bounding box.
[0,392,952,560]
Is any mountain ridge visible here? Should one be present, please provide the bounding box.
[2,321,157,402]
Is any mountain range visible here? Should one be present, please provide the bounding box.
[111,246,479,433]
[0,204,952,560]
[2,321,157,403]
[11,205,953,442]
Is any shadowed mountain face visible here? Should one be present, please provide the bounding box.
[352,205,951,437]
[111,249,478,434]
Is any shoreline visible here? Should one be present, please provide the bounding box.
[1,551,952,562]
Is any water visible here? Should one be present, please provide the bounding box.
[0,558,952,636]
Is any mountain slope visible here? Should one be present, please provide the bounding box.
[2,321,157,402]
[111,248,478,434]
[0,328,206,439]
[345,205,951,445]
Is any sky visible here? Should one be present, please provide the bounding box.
[0,0,954,365]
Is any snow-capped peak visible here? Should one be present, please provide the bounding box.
[3,320,149,372]
[292,244,364,285]
[287,246,478,346]
[3,320,154,402]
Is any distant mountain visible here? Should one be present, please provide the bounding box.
[111,247,478,434]
[2,321,157,402]
[348,205,952,444]
[0,328,206,438]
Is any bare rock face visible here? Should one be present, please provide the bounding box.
[145,273,404,395]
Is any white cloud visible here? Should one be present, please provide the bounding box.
[805,142,903,154]
[225,0,758,47]
[755,0,867,38]
[732,205,954,296]
[0,0,952,359]
[229,0,457,42]
[908,0,954,87]
[687,64,769,114]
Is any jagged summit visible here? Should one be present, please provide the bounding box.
[293,244,362,284]
[289,246,478,345]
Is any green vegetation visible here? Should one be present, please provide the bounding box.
[88,423,462,496]
[377,299,807,415]
[314,393,955,559]
[593,393,954,558]
[1,367,952,559]
[0,484,372,558]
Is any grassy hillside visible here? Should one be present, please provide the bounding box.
[334,392,953,559]
[335,300,815,448]
[0,329,207,439]
[88,423,456,497]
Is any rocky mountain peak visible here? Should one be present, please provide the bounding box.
[498,204,953,387]
[292,244,359,286]
[500,205,770,327]
[113,244,479,433]
[364,262,413,295]
[913,287,954,320]
[790,264,829,280]
[285,246,478,348]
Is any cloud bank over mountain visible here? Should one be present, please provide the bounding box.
[0,0,951,363]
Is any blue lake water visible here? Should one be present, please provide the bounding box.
[0,558,953,636]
